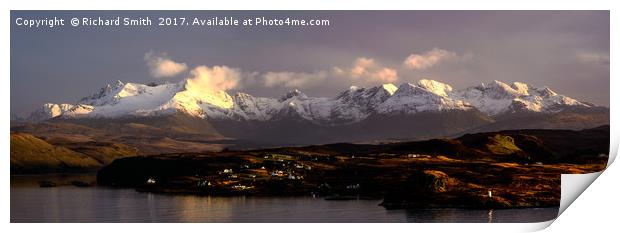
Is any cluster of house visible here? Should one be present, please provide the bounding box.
[232,185,252,190]
[258,153,313,180]
[269,170,304,180]
[270,170,284,176]
[294,163,312,170]
[167,153,320,192]
[193,168,256,191]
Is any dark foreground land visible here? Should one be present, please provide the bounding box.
[96,125,609,209]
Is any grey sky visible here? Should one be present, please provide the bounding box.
[11,11,609,116]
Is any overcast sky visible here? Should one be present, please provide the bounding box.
[11,11,609,116]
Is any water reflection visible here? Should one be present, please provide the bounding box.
[405,208,557,223]
[177,195,235,222]
[11,175,558,223]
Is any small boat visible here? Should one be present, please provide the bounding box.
[38,181,57,188]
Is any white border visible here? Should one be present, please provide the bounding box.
[2,0,616,232]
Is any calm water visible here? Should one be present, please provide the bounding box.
[10,175,558,223]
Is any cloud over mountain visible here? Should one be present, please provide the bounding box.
[263,70,329,88]
[185,65,242,92]
[144,52,189,78]
[347,57,398,83]
[260,57,398,89]
[140,49,473,96]
[403,48,458,70]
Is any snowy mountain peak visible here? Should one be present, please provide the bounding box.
[79,80,128,106]
[392,82,450,98]
[380,83,398,96]
[455,80,588,115]
[393,83,418,95]
[279,89,308,101]
[378,81,470,114]
[487,80,516,94]
[27,79,597,123]
[536,87,558,97]
[337,83,397,103]
[113,79,124,87]
[169,85,235,118]
[466,80,529,100]
[417,79,453,97]
[27,103,75,122]
[510,81,530,95]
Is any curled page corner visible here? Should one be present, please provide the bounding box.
[527,219,556,232]
[555,121,617,222]
[559,172,603,216]
[554,155,615,223]
[525,171,604,232]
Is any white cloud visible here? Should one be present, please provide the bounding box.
[348,57,398,83]
[374,68,398,83]
[403,48,458,70]
[577,52,609,66]
[185,65,242,92]
[263,71,328,88]
[350,57,375,77]
[141,50,462,93]
[261,57,398,88]
[144,52,188,78]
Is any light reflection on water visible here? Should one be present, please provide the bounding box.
[10,175,558,223]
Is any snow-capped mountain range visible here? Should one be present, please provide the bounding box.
[27,79,595,123]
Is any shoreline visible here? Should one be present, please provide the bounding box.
[10,181,561,211]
